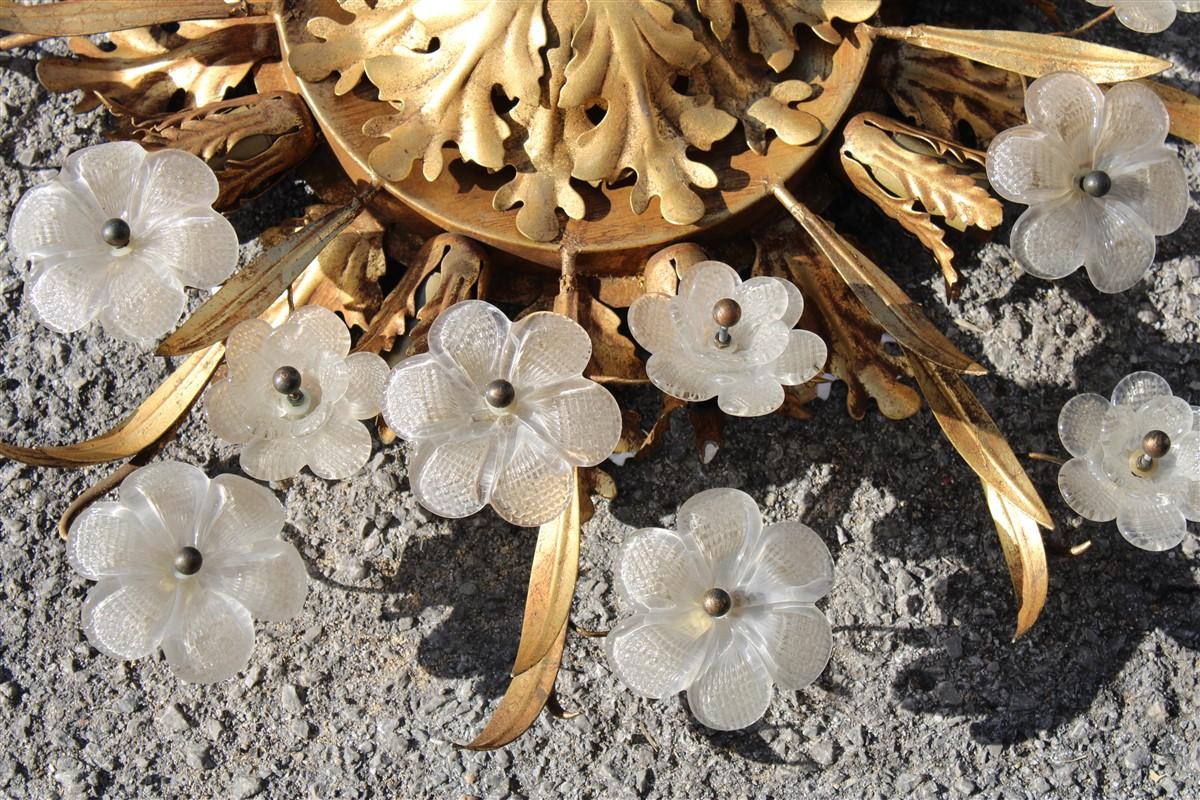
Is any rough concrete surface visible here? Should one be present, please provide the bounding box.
[0,2,1198,799]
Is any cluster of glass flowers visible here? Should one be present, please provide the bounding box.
[1058,372,1199,551]
[606,488,833,730]
[1088,0,1200,33]
[986,71,1189,293]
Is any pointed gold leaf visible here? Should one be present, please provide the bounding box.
[0,0,273,36]
[984,482,1049,640]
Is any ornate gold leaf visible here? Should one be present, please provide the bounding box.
[158,191,376,356]
[879,44,1024,146]
[115,91,317,210]
[841,113,1002,293]
[772,184,986,376]
[872,25,1171,82]
[984,482,1049,640]
[288,0,423,96]
[307,210,388,332]
[362,2,547,181]
[697,0,879,69]
[37,19,279,116]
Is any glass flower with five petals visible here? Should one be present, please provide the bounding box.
[382,300,622,527]
[1087,0,1200,33]
[986,72,1189,293]
[206,305,389,482]
[1058,371,1199,551]
[66,461,307,683]
[8,141,239,344]
[627,261,827,417]
[606,488,833,730]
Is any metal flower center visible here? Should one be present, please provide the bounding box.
[173,546,203,576]
[273,365,306,407]
[703,587,733,618]
[1080,170,1112,198]
[101,217,131,248]
[712,298,741,349]
[1132,429,1171,475]
[485,378,515,409]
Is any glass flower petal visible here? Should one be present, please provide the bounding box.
[133,147,221,218]
[343,351,389,419]
[686,627,774,731]
[614,528,709,612]
[67,502,165,581]
[1112,371,1172,407]
[81,577,176,661]
[408,433,498,519]
[1058,457,1121,522]
[198,474,286,554]
[240,437,311,482]
[24,255,108,333]
[604,611,710,699]
[1023,71,1102,162]
[985,128,1073,205]
[136,212,240,289]
[96,257,187,345]
[209,540,308,623]
[746,604,833,690]
[488,435,573,528]
[645,352,719,402]
[61,140,147,219]
[522,377,622,466]
[1116,495,1187,551]
[1058,392,1113,458]
[1009,197,1088,280]
[120,460,212,549]
[676,487,763,579]
[429,299,509,388]
[8,182,99,259]
[1081,200,1156,294]
[739,522,835,605]
[717,375,786,417]
[161,590,256,684]
[506,311,592,391]
[1108,153,1189,237]
[306,413,373,480]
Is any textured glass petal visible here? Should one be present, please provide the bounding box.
[1134,396,1195,440]
[1058,393,1113,458]
[676,261,740,333]
[1009,197,1087,280]
[1170,433,1200,481]
[985,127,1073,205]
[205,378,255,444]
[738,522,833,605]
[208,540,307,622]
[628,293,680,354]
[60,141,147,220]
[522,377,621,466]
[409,432,501,519]
[779,278,804,329]
[686,627,773,730]
[1107,151,1189,237]
[1058,458,1121,522]
[1081,199,1156,294]
[428,300,509,388]
[8,181,101,259]
[67,502,164,580]
[226,318,272,362]
[505,311,592,391]
[1096,82,1170,162]
[342,351,389,419]
[732,277,789,333]
[744,604,832,690]
[240,436,310,482]
[614,528,708,612]
[96,257,186,344]
[676,488,762,582]
[645,352,718,402]
[198,473,286,554]
[271,305,351,359]
[605,610,710,699]
[81,577,175,660]
[736,319,793,368]
[120,462,212,550]
[1023,72,1103,162]
[132,148,221,223]
[161,590,255,683]
[304,413,372,480]
[383,353,475,440]
[1111,371,1172,407]
[137,211,239,289]
[490,433,573,527]
[1116,494,1187,551]
[1177,480,1200,520]
[718,375,785,417]
[23,254,107,333]
[1110,0,1178,32]
[771,329,827,386]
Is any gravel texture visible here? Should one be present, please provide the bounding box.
[1,3,1199,799]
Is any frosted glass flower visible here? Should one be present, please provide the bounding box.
[1087,0,1200,33]
[986,72,1188,293]
[206,305,389,481]
[382,300,621,527]
[627,261,827,416]
[1058,371,1199,551]
[7,141,239,344]
[66,461,307,683]
[606,488,833,730]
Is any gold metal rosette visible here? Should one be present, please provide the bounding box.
[2,0,1197,748]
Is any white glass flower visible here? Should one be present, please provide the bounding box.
[66,461,307,683]
[1087,0,1200,33]
[1058,371,1199,551]
[7,141,239,344]
[986,72,1189,293]
[627,261,827,417]
[605,488,833,731]
[382,300,622,527]
[206,305,389,482]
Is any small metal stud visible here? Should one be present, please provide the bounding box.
[714,328,732,349]
[101,218,131,249]
[174,546,203,576]
[703,587,732,618]
[273,366,302,395]
[1080,170,1112,198]
[1142,430,1171,459]
[712,298,742,328]
[485,378,516,409]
